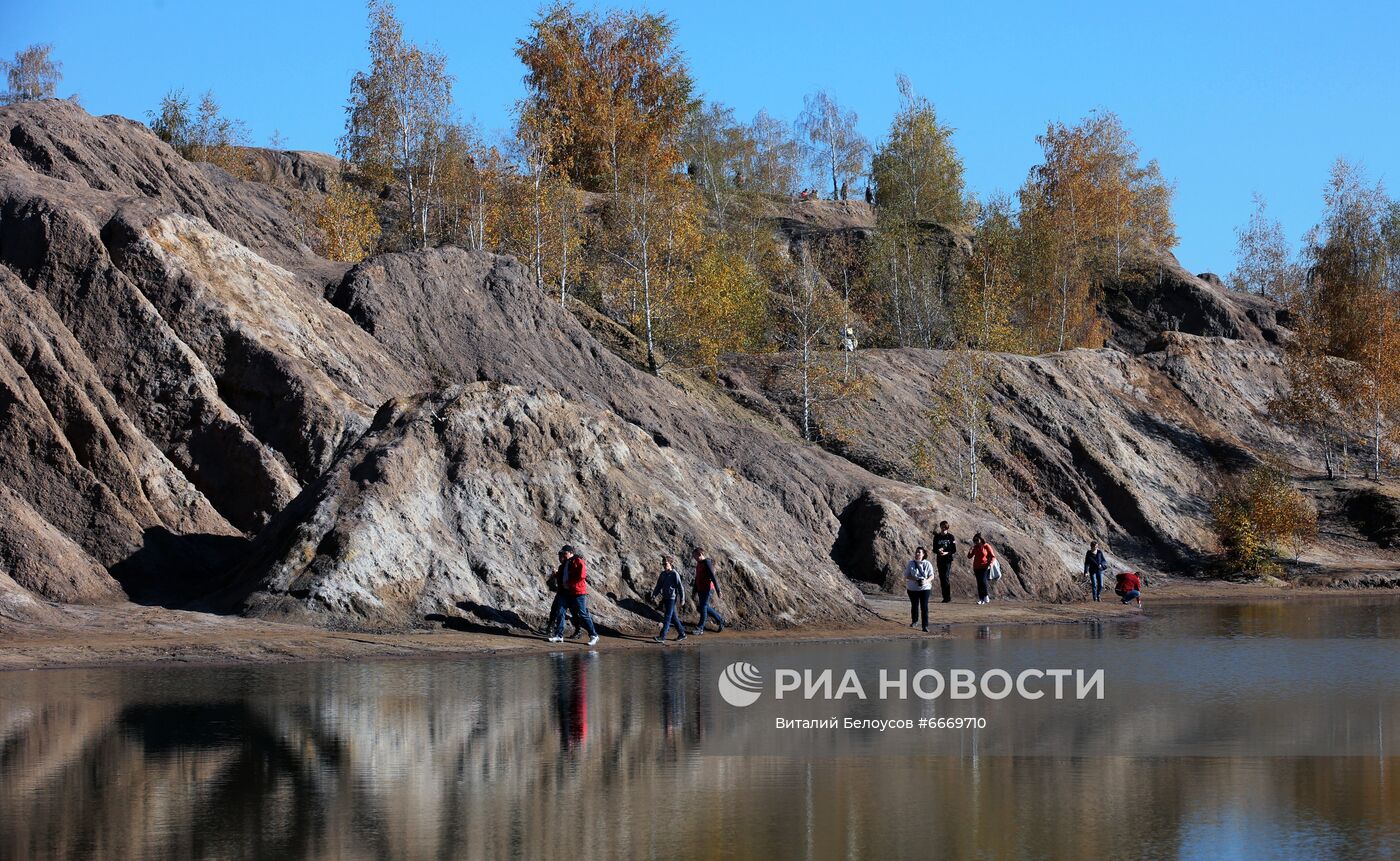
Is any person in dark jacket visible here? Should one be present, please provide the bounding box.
[548,545,599,645]
[1084,540,1107,602]
[651,555,688,643]
[933,521,957,603]
[692,548,725,634]
[1115,570,1143,607]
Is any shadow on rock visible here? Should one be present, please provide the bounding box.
[109,528,252,610]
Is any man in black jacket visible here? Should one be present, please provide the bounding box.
[1084,540,1108,602]
[932,521,957,603]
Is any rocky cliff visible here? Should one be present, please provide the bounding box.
[0,100,1392,633]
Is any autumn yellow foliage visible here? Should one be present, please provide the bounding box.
[314,178,381,263]
[1210,463,1317,574]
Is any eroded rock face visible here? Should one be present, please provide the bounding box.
[234,147,341,194]
[0,100,412,602]
[1101,248,1289,353]
[1,100,1385,635]
[722,333,1307,574]
[0,265,233,599]
[228,384,868,631]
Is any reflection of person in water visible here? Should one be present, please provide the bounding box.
[660,650,685,740]
[552,653,590,751]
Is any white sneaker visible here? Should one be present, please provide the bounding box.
[547,636,563,643]
[587,635,599,646]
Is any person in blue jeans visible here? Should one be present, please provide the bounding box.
[692,548,725,634]
[546,549,584,638]
[651,555,688,643]
[549,545,599,645]
[1115,570,1143,607]
[1084,540,1107,602]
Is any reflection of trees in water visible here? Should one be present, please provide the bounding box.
[1,659,1397,860]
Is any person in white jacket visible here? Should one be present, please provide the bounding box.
[903,547,935,632]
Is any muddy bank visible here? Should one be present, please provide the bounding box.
[0,579,1373,673]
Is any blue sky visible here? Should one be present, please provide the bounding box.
[4,0,1397,272]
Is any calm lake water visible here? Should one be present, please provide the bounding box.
[3,597,1399,860]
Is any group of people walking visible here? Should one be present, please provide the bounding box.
[902,523,1003,631]
[901,531,1144,632]
[545,545,725,646]
[547,531,1144,648]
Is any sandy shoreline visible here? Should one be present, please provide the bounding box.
[0,578,1391,673]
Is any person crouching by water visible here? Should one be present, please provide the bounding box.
[968,533,997,606]
[1084,540,1107,602]
[1115,570,1143,608]
[904,547,934,631]
[651,555,688,643]
[548,545,599,646]
[692,548,725,634]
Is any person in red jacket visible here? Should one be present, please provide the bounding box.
[545,550,585,640]
[692,548,725,634]
[968,533,996,606]
[548,545,599,645]
[1115,570,1143,607]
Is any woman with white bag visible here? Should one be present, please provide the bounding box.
[968,533,999,605]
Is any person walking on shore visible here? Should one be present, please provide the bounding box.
[968,533,997,606]
[1115,570,1143,607]
[692,548,725,634]
[546,549,583,639]
[933,521,957,603]
[904,547,934,632]
[1084,540,1107,602]
[651,555,688,643]
[549,545,599,645]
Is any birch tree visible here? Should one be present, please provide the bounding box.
[1017,111,1174,352]
[2,44,62,103]
[797,91,867,200]
[918,349,995,500]
[773,241,846,439]
[1276,159,1400,478]
[341,0,454,250]
[1230,193,1302,301]
[870,75,965,224]
[516,3,694,194]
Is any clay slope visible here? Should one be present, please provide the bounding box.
[0,100,414,602]
[4,100,1377,639]
[313,246,1089,605]
[0,100,1082,631]
[722,332,1316,573]
[228,384,866,631]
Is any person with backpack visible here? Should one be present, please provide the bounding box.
[545,549,585,640]
[932,521,957,603]
[1115,570,1143,607]
[548,545,599,646]
[692,548,725,634]
[968,533,997,606]
[1084,540,1108,602]
[651,555,688,643]
[903,546,934,632]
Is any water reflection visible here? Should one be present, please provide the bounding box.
[1,598,1398,860]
